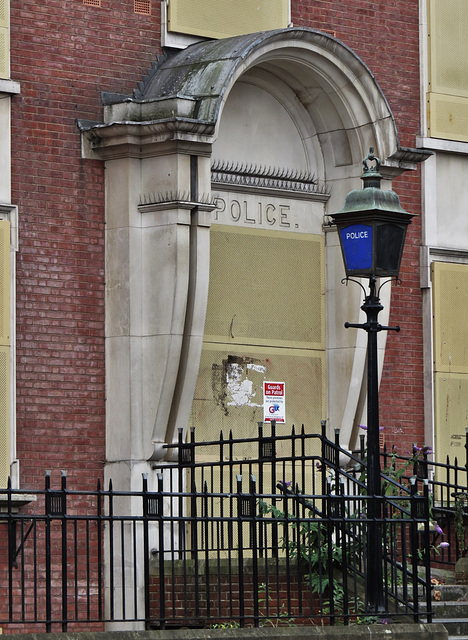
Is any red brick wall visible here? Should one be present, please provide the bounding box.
[10,0,162,490]
[149,571,322,627]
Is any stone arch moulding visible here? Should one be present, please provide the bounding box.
[79,27,428,478]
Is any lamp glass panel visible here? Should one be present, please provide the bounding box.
[339,223,373,272]
[376,224,405,273]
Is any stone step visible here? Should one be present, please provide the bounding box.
[432,602,468,619]
[432,621,468,637]
[433,584,468,602]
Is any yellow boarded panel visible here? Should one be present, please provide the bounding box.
[428,93,468,143]
[0,0,7,28]
[186,451,323,560]
[434,372,468,466]
[0,27,8,79]
[204,226,324,350]
[0,0,8,80]
[188,222,325,549]
[0,221,9,486]
[190,343,325,450]
[189,343,324,557]
[432,262,468,373]
[428,0,468,97]
[167,0,289,39]
[427,0,468,141]
[0,346,9,488]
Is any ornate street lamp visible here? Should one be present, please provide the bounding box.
[330,148,415,614]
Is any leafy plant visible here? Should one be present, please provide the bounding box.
[211,621,240,629]
[258,495,370,625]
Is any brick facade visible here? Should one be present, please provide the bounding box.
[10,0,163,488]
[3,1,425,630]
[9,0,425,489]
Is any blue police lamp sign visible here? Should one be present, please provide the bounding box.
[339,223,373,272]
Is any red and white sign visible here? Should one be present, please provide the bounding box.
[263,382,285,423]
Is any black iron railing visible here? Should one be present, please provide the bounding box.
[0,422,436,632]
[381,439,468,565]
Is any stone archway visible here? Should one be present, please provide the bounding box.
[80,27,423,490]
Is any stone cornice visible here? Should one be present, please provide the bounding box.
[78,117,214,160]
[382,146,433,179]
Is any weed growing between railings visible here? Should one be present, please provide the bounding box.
[258,495,374,624]
[257,439,437,624]
[257,583,297,627]
[381,444,432,496]
[452,491,467,553]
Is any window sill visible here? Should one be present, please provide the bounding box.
[0,493,37,512]
[0,79,20,95]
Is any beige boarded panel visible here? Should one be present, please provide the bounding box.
[428,93,468,143]
[427,0,468,141]
[0,0,7,28]
[432,262,468,373]
[0,0,7,80]
[0,346,9,488]
[188,343,324,557]
[190,343,325,450]
[188,223,325,548]
[0,27,8,79]
[186,459,322,560]
[428,0,468,97]
[0,221,10,346]
[204,226,324,350]
[434,372,468,466]
[167,0,289,39]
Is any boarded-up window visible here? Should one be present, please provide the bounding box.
[167,0,289,40]
[0,0,9,79]
[433,262,468,464]
[427,0,468,142]
[0,220,10,487]
[191,225,325,452]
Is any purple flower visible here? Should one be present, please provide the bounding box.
[280,480,292,488]
[439,542,450,548]
[422,446,433,455]
[359,424,385,431]
[435,524,444,535]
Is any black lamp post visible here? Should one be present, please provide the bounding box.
[330,148,415,613]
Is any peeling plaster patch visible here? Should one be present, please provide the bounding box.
[212,363,229,416]
[247,363,266,374]
[212,355,266,414]
[226,362,262,408]
[226,363,260,408]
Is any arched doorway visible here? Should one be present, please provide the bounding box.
[80,27,419,489]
